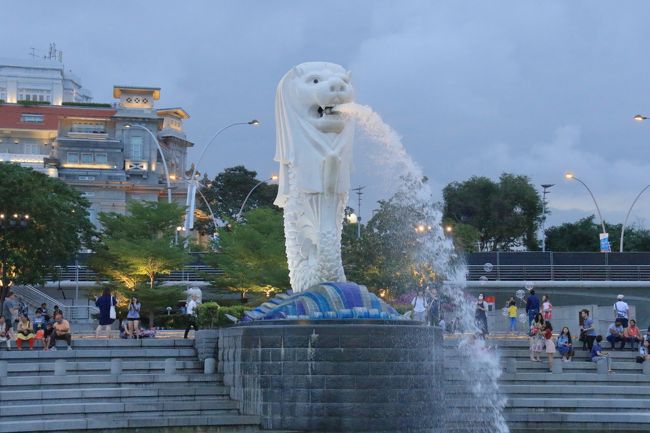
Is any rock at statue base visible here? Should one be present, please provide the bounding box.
[244,282,401,321]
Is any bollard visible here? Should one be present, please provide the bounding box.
[164,358,176,375]
[596,358,608,374]
[54,359,67,376]
[643,361,650,375]
[110,358,122,375]
[551,360,563,374]
[0,361,7,377]
[204,358,216,375]
[506,358,517,374]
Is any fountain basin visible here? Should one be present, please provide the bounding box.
[209,320,444,432]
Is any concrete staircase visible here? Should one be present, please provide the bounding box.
[0,338,269,433]
[445,336,650,433]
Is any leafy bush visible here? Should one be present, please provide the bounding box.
[197,303,247,328]
[17,100,50,105]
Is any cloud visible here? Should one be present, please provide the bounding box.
[3,0,650,227]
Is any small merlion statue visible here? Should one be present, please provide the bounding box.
[274,62,355,293]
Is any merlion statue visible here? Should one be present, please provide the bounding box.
[274,62,355,293]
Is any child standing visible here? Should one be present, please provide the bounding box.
[508,300,517,334]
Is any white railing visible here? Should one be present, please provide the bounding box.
[13,285,98,321]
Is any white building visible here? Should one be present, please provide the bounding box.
[0,57,92,105]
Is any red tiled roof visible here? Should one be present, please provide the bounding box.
[0,104,116,130]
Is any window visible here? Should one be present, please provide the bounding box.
[130,136,143,160]
[38,95,44,102]
[94,153,108,164]
[20,114,44,124]
[71,122,106,134]
[23,143,40,155]
[67,152,79,163]
[78,176,95,181]
[81,153,93,164]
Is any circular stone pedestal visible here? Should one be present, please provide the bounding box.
[217,320,443,433]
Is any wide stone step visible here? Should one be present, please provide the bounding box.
[0,399,240,418]
[506,397,650,410]
[0,348,197,362]
[500,383,650,396]
[0,414,261,432]
[497,372,650,383]
[504,411,650,424]
[0,384,229,402]
[0,373,225,390]
[2,359,204,375]
[0,394,229,406]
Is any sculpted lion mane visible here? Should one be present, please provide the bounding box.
[274,62,355,293]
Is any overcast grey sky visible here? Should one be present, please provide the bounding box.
[4,1,650,228]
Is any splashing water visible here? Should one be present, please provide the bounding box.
[339,103,509,433]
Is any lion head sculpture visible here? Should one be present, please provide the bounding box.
[274,62,355,207]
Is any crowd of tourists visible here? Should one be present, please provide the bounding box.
[0,292,73,351]
[520,291,644,373]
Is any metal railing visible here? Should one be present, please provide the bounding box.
[467,264,650,282]
[12,285,98,321]
[50,265,222,282]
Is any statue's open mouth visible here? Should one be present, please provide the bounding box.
[317,106,338,118]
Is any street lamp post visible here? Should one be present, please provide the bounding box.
[620,184,650,252]
[235,175,278,221]
[540,184,555,252]
[124,124,172,204]
[564,173,606,234]
[184,120,260,232]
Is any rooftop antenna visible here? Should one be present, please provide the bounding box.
[28,47,37,59]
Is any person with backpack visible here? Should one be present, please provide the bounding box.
[613,294,629,328]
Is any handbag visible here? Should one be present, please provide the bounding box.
[109,296,117,320]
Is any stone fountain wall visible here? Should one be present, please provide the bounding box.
[213,321,444,432]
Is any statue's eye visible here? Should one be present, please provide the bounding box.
[313,79,319,84]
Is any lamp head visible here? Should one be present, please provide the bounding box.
[634,114,647,122]
[124,124,132,128]
[445,225,453,233]
[564,172,574,180]
[248,119,260,126]
[270,174,279,181]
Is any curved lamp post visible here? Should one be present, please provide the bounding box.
[564,172,606,233]
[124,124,172,204]
[185,120,260,232]
[621,114,650,251]
[620,184,650,252]
[235,175,278,221]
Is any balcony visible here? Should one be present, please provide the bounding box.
[67,131,109,140]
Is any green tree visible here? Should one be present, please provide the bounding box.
[90,201,190,289]
[195,166,278,235]
[545,216,650,252]
[204,207,289,300]
[342,181,445,297]
[443,173,542,251]
[0,164,94,303]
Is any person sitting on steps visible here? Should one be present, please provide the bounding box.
[557,326,574,362]
[606,319,625,350]
[48,311,72,351]
[0,316,11,350]
[625,319,643,350]
[591,335,613,373]
[15,314,35,350]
